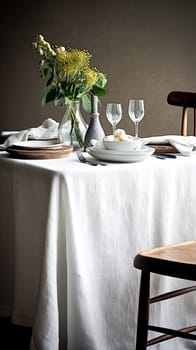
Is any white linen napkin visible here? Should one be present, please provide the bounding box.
[0,118,59,150]
[140,135,196,156]
[92,135,196,156]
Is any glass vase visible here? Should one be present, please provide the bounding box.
[58,101,87,149]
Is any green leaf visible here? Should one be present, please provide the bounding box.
[81,95,91,113]
[42,84,57,106]
[92,85,107,96]
[40,66,49,78]
[46,74,54,86]
[95,73,107,88]
[92,73,107,96]
[54,96,61,106]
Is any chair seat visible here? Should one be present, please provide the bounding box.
[134,240,196,281]
[134,240,196,349]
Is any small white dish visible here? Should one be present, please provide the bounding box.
[103,135,141,152]
[86,145,154,163]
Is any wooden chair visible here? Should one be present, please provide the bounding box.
[134,240,196,349]
[167,91,196,136]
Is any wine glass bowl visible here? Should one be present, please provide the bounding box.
[128,99,144,138]
[106,103,122,134]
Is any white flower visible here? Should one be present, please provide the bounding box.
[39,48,44,56]
[38,34,44,41]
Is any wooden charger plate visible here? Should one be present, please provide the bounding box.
[149,143,177,154]
[6,144,73,159]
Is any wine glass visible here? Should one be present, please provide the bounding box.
[128,99,144,138]
[106,103,122,134]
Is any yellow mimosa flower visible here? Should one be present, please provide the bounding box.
[84,69,98,86]
[64,49,90,74]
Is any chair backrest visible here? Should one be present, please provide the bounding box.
[167,91,196,136]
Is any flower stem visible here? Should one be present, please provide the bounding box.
[70,103,84,147]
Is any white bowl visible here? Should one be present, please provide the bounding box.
[103,135,141,152]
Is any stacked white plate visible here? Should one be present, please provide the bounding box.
[86,144,154,163]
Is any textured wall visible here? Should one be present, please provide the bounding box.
[1,0,196,136]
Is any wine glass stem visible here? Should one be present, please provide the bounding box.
[135,122,139,138]
[112,123,117,134]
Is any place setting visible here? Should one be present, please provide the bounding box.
[86,131,155,163]
[84,97,196,164]
[5,140,73,160]
[85,98,155,163]
[0,118,74,159]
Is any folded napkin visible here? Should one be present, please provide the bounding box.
[92,135,196,156]
[141,135,196,156]
[0,118,59,150]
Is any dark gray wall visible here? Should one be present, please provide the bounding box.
[1,0,196,137]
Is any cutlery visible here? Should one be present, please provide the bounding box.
[77,151,107,166]
[155,155,166,160]
[155,153,177,160]
[158,153,177,159]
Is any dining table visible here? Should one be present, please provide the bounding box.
[0,148,196,350]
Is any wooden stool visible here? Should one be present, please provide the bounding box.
[134,241,196,349]
[167,91,196,136]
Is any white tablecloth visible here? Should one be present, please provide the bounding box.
[0,151,196,350]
